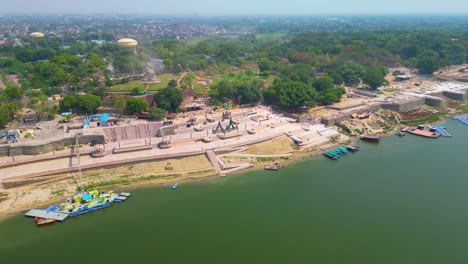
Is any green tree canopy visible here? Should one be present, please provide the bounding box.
[78,94,102,114]
[114,96,126,116]
[264,79,317,109]
[153,87,183,112]
[416,50,440,74]
[364,66,389,89]
[126,98,149,114]
[148,107,167,120]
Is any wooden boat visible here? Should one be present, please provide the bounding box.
[358,111,372,119]
[172,183,179,190]
[323,153,338,160]
[264,166,278,171]
[360,135,380,143]
[34,217,56,227]
[302,126,310,131]
[346,146,360,152]
[206,117,216,123]
[247,128,256,134]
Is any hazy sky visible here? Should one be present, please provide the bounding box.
[2,0,468,14]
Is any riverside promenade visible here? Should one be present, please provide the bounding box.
[0,111,337,181]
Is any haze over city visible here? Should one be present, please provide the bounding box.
[2,0,468,14]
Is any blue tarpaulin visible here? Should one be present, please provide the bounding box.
[82,194,93,201]
[99,113,109,122]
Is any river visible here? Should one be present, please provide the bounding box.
[1,119,467,263]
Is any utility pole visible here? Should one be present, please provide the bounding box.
[75,133,82,191]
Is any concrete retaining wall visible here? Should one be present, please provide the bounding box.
[380,98,425,112]
[0,135,105,157]
[321,98,429,126]
[442,91,467,101]
[425,97,444,107]
[352,89,378,98]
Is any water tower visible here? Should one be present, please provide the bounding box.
[117,38,138,54]
[30,32,44,45]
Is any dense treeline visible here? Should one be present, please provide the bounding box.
[0,24,467,122]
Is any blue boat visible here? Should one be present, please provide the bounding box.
[172,183,179,190]
[337,147,348,154]
[326,150,341,157]
[323,153,338,160]
[69,203,111,217]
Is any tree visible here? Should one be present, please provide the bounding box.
[131,87,140,95]
[416,51,440,74]
[264,79,316,109]
[126,98,149,114]
[313,76,334,92]
[148,107,166,120]
[153,87,183,112]
[114,96,126,116]
[0,105,9,128]
[337,63,367,86]
[364,67,388,89]
[209,80,234,102]
[235,83,263,105]
[168,79,178,88]
[79,94,102,114]
[3,86,23,101]
[59,94,79,112]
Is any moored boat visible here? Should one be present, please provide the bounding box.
[264,166,278,171]
[172,183,179,190]
[396,131,406,137]
[323,152,338,160]
[346,146,360,152]
[34,217,56,226]
[360,135,380,143]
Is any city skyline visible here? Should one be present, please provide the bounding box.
[1,0,468,15]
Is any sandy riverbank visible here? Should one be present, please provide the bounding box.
[0,130,350,221]
[1,103,466,221]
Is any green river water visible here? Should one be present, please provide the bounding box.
[1,119,468,263]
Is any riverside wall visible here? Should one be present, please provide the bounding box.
[0,135,105,157]
[442,91,467,101]
[321,98,429,126]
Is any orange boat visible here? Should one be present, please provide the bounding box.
[34,217,56,227]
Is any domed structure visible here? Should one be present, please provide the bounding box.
[30,32,44,39]
[117,38,138,49]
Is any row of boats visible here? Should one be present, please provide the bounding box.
[28,190,131,226]
[323,146,360,160]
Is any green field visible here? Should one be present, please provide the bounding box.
[110,73,179,92]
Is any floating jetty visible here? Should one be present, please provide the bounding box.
[25,190,131,225]
[25,209,69,222]
[453,115,468,126]
[407,126,440,138]
[428,125,452,137]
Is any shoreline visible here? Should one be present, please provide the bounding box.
[0,110,466,222]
